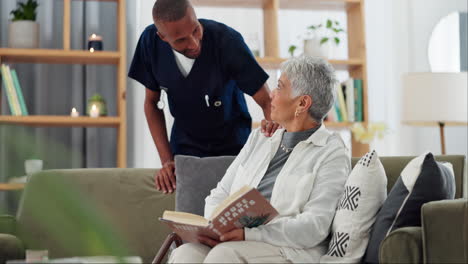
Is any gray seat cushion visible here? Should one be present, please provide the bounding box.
[175,155,236,216]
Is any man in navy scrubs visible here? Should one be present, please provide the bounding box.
[129,0,278,193]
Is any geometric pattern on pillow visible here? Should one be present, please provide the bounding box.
[337,186,361,211]
[326,232,350,257]
[357,150,375,167]
[321,150,387,264]
[363,152,456,264]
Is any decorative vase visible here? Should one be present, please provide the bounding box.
[303,37,331,59]
[86,94,108,116]
[8,21,40,49]
[25,159,43,176]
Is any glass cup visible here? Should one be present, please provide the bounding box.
[25,249,48,262]
[25,159,43,179]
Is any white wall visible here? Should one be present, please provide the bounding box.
[365,0,468,157]
[365,0,414,156]
[407,0,467,156]
[128,1,160,168]
[127,0,468,168]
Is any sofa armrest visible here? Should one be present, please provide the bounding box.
[0,233,25,263]
[379,226,422,264]
[421,199,468,264]
[0,215,17,235]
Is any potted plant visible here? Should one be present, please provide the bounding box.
[86,93,108,116]
[289,19,345,59]
[288,45,298,57]
[25,158,43,176]
[9,0,40,49]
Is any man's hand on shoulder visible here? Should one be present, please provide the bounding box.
[155,161,176,194]
[261,119,280,137]
[253,84,280,137]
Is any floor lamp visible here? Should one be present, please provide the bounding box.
[402,72,468,155]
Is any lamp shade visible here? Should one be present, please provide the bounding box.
[402,72,468,125]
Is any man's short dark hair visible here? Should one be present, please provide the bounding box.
[152,0,191,23]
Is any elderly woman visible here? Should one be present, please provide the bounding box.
[169,55,351,263]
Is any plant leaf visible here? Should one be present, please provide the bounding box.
[326,19,332,28]
[320,38,329,45]
[334,37,340,45]
[288,45,297,57]
[11,0,38,21]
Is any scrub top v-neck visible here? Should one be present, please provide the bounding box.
[128,19,269,157]
[173,49,195,77]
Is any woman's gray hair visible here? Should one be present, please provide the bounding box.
[280,55,337,122]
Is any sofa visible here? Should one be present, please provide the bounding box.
[0,155,466,263]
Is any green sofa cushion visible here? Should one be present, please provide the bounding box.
[16,168,174,263]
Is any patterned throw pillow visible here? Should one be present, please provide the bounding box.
[321,150,387,263]
[363,152,455,263]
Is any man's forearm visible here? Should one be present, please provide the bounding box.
[144,101,173,164]
[252,83,272,120]
[262,102,272,121]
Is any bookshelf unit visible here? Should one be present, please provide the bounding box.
[0,0,127,167]
[194,0,369,156]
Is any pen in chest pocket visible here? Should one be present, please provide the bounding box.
[205,95,223,108]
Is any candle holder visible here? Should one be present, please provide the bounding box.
[88,34,103,51]
[89,104,99,118]
[86,93,107,116]
[70,107,79,117]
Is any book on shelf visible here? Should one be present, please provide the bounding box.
[334,100,343,122]
[159,185,279,243]
[10,69,28,116]
[1,64,22,116]
[5,65,22,115]
[354,79,363,122]
[335,82,348,122]
[332,78,363,123]
[326,104,338,122]
[1,64,15,115]
[345,78,355,122]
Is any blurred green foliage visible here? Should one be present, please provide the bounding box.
[0,125,130,259]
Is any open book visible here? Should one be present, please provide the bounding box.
[159,185,279,243]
